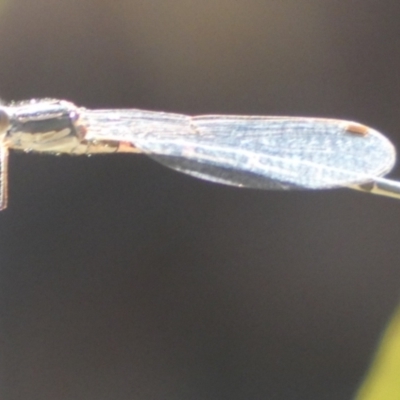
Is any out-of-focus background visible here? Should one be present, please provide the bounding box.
[0,1,400,399]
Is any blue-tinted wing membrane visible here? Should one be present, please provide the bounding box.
[81,110,395,190]
[131,116,395,190]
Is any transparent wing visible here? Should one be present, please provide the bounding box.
[83,110,396,190]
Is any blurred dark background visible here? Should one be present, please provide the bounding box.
[0,1,399,399]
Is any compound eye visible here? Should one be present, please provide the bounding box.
[0,107,9,134]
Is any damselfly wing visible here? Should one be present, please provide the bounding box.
[82,109,396,191]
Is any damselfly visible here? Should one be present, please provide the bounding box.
[0,98,398,209]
